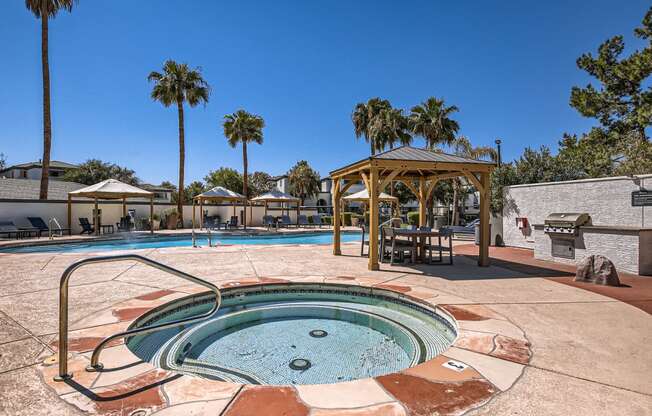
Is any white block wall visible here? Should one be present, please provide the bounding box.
[502,175,651,249]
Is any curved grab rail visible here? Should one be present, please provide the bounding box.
[54,254,221,381]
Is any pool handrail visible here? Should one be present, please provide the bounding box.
[54,254,221,381]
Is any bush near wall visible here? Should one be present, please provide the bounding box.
[407,211,419,225]
[342,212,353,226]
[322,216,333,225]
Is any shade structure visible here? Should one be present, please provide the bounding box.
[343,189,398,202]
[250,189,300,203]
[192,186,247,229]
[67,179,154,236]
[194,186,246,202]
[68,179,154,199]
[250,189,300,221]
[329,145,495,270]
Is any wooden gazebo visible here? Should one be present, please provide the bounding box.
[67,179,154,235]
[192,186,246,229]
[329,146,494,270]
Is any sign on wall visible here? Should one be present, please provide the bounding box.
[632,190,652,207]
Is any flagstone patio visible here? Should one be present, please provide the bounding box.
[0,241,649,415]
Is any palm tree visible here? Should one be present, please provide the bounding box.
[450,136,497,225]
[352,98,391,155]
[223,110,265,228]
[288,160,321,206]
[369,107,412,151]
[409,97,460,150]
[148,60,210,219]
[25,0,77,199]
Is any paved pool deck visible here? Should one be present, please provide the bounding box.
[0,238,649,415]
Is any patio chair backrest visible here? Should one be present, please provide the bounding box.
[79,218,93,230]
[0,221,17,232]
[383,226,395,238]
[298,215,309,224]
[311,215,322,225]
[229,216,238,226]
[419,226,432,232]
[439,227,453,237]
[281,215,291,224]
[28,217,48,230]
[263,215,274,225]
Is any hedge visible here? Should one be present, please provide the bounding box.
[407,211,420,225]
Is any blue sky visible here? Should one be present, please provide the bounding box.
[1,0,649,184]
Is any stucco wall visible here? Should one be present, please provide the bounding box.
[502,175,651,249]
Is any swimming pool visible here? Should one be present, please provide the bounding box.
[126,283,457,385]
[0,232,360,253]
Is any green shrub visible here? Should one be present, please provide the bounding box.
[342,212,353,226]
[322,216,333,225]
[308,215,314,224]
[407,211,419,225]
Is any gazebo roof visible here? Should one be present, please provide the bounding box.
[250,189,300,202]
[330,145,494,178]
[195,186,245,201]
[68,179,153,199]
[343,189,397,202]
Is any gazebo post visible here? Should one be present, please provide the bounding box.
[243,198,247,230]
[368,168,379,270]
[332,179,341,255]
[478,172,491,266]
[418,177,427,227]
[192,199,196,230]
[199,197,204,229]
[296,202,300,226]
[67,195,72,232]
[149,197,154,234]
[94,197,99,236]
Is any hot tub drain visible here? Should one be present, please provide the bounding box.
[309,329,328,338]
[289,358,311,370]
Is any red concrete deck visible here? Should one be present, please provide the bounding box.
[455,243,652,315]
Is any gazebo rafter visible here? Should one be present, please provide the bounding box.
[329,146,494,270]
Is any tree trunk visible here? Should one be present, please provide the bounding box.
[39,11,52,200]
[177,100,185,223]
[242,141,248,229]
[370,138,375,156]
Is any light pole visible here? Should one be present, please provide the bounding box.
[495,139,502,167]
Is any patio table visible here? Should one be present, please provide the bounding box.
[392,228,440,263]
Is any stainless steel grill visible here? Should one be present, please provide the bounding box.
[543,213,592,236]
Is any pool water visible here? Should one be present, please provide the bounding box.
[0,232,360,253]
[126,284,457,385]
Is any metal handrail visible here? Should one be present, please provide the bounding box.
[54,254,221,381]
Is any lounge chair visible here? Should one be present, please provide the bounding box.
[297,215,310,227]
[0,221,21,239]
[311,215,322,228]
[27,217,71,237]
[262,215,276,229]
[228,216,238,229]
[278,215,293,228]
[79,218,95,235]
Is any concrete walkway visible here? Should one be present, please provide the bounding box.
[0,242,649,415]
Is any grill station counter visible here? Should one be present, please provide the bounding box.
[533,213,651,275]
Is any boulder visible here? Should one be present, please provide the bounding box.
[574,255,620,286]
[592,255,620,286]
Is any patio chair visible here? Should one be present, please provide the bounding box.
[79,218,95,235]
[228,216,238,229]
[360,224,369,257]
[27,217,71,237]
[278,215,293,228]
[297,215,310,227]
[263,215,276,229]
[311,215,322,228]
[116,216,133,232]
[426,227,454,265]
[384,227,416,265]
